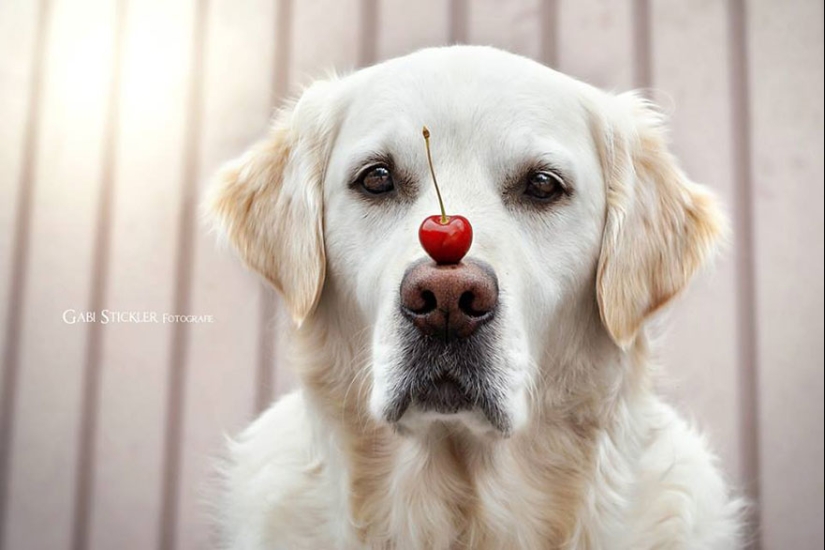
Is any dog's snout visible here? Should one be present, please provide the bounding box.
[400,260,498,341]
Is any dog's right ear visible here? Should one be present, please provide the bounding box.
[206,79,341,326]
[591,92,727,349]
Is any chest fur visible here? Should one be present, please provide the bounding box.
[345,432,596,550]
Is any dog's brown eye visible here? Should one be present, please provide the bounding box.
[523,171,564,202]
[359,165,394,195]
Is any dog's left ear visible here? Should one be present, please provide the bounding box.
[592,92,728,349]
[206,79,341,326]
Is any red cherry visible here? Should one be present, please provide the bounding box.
[419,215,473,264]
[418,126,473,264]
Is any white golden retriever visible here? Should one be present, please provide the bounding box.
[208,46,744,549]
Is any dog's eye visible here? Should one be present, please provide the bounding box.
[523,171,564,202]
[358,165,395,195]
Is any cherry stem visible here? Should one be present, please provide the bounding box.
[422,126,448,224]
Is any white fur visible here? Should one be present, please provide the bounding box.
[210,46,745,549]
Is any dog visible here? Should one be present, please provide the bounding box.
[208,46,744,549]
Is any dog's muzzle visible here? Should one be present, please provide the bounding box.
[384,259,510,433]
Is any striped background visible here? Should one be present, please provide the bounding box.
[0,1,822,549]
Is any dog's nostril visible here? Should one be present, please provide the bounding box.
[420,290,437,313]
[458,290,487,317]
[411,290,437,315]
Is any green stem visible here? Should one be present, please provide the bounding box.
[422,126,448,224]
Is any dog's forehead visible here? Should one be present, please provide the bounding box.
[339,46,595,146]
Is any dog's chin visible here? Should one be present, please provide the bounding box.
[382,374,512,437]
[394,406,510,439]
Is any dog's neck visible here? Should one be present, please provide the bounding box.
[287,300,651,548]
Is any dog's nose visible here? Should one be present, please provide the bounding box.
[400,259,498,341]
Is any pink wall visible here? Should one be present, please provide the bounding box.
[0,0,821,549]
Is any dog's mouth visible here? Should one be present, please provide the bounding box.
[382,321,511,434]
[385,373,510,434]
[412,373,473,413]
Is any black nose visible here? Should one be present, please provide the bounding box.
[399,259,499,341]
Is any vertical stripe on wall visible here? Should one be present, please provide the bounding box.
[159,1,209,548]
[727,1,761,547]
[70,0,127,548]
[0,0,51,545]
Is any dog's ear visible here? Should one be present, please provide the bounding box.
[592,92,727,349]
[207,80,340,326]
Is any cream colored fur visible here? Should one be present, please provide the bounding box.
[208,46,744,549]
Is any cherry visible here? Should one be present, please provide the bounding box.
[418,127,473,264]
[419,214,473,264]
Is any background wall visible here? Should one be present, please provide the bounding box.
[0,0,822,549]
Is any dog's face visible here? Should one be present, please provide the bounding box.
[210,47,723,437]
[322,51,609,435]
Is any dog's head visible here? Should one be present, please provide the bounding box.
[209,46,725,437]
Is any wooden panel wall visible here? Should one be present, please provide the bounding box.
[748,1,823,548]
[0,1,821,549]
